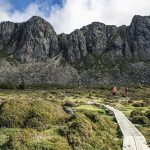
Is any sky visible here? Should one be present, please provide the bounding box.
[1,0,150,34]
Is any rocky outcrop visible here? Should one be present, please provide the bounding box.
[0,16,59,62]
[81,22,107,56]
[0,21,19,54]
[0,15,150,85]
[59,29,87,62]
[129,15,150,60]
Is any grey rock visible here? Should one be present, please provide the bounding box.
[0,57,79,85]
[81,22,107,56]
[0,21,19,53]
[0,15,150,85]
[129,15,150,60]
[63,106,75,115]
[1,16,59,62]
[59,29,87,62]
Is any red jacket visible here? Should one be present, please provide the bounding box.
[112,87,117,93]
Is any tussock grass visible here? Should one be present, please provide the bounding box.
[0,89,123,149]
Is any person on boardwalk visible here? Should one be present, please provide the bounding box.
[112,86,117,97]
[125,85,129,95]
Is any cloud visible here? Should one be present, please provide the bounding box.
[0,0,46,22]
[1,0,150,34]
[48,0,150,33]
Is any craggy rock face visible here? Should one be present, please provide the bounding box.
[59,29,87,62]
[129,15,150,61]
[81,22,108,56]
[0,15,150,85]
[0,16,59,62]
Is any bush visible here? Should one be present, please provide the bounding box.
[63,101,76,107]
[132,116,150,125]
[0,81,16,89]
[0,99,67,130]
[0,100,30,128]
[84,112,99,123]
[130,110,150,125]
[25,100,67,130]
[143,99,150,105]
[145,110,150,120]
[65,114,93,147]
[132,102,147,107]
[0,128,70,150]
[17,82,26,90]
[60,112,121,150]
[130,110,143,118]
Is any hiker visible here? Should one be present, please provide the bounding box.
[112,86,117,97]
[125,85,129,95]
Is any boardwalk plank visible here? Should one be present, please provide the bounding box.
[103,105,150,150]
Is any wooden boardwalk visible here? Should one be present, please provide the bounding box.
[103,105,150,150]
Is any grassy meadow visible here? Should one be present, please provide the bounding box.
[0,85,149,149]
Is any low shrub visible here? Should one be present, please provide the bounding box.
[63,101,76,107]
[132,102,147,107]
[0,128,71,150]
[145,110,150,120]
[132,116,150,125]
[0,81,16,90]
[17,82,26,90]
[130,110,143,118]
[84,112,99,123]
[0,100,30,128]
[130,110,150,125]
[59,112,121,150]
[0,99,67,130]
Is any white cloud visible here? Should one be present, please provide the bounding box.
[48,0,150,33]
[1,0,150,34]
[0,0,45,22]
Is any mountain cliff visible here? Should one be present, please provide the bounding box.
[0,15,150,86]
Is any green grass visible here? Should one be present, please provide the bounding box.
[0,85,149,149]
[0,89,123,150]
[0,128,70,150]
[0,99,67,130]
[138,126,150,146]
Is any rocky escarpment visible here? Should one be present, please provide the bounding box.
[0,15,150,85]
[0,17,59,62]
[58,29,87,63]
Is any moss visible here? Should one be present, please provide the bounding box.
[138,126,150,146]
[0,89,123,150]
[0,100,30,128]
[0,128,71,150]
[0,99,67,130]
[61,112,121,150]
